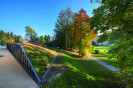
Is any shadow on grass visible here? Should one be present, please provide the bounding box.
[43,48,122,88]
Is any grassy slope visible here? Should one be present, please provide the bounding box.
[22,44,55,78]
[44,48,121,88]
[92,46,120,68]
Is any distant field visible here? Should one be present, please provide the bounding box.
[92,46,119,68]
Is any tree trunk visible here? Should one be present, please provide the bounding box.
[79,37,81,56]
[65,20,68,50]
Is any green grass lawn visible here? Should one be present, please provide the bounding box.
[92,46,120,68]
[22,44,55,78]
[43,47,121,88]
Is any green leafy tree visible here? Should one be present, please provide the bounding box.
[39,35,45,44]
[91,0,133,87]
[91,0,133,69]
[0,30,6,45]
[47,35,50,43]
[14,35,18,42]
[17,35,23,42]
[54,8,74,49]
[44,35,48,43]
[10,32,14,38]
[35,37,40,43]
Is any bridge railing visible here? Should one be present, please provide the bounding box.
[7,43,41,84]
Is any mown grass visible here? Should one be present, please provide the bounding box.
[92,46,120,68]
[43,47,121,88]
[22,44,55,78]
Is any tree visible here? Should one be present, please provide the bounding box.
[25,26,37,42]
[17,35,23,42]
[91,0,133,87]
[10,32,14,38]
[0,30,23,45]
[0,30,6,45]
[91,0,133,69]
[39,35,45,44]
[14,35,18,42]
[44,35,48,43]
[47,35,50,43]
[73,9,97,57]
[54,8,74,49]
[35,37,40,43]
[7,36,14,43]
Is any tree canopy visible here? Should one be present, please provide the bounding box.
[90,0,133,69]
[0,30,23,45]
[25,26,37,42]
[54,8,97,58]
[39,35,45,44]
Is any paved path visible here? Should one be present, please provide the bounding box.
[91,55,120,72]
[0,47,39,88]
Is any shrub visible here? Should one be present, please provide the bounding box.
[95,50,99,54]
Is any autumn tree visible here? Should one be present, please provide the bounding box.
[54,8,97,57]
[73,9,97,57]
[25,26,37,42]
[6,36,14,43]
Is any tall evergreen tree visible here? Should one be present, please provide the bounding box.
[54,8,74,49]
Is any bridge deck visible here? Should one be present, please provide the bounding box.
[0,47,39,88]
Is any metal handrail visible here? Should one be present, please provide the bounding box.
[39,52,59,86]
[7,43,41,84]
[7,43,59,86]
[19,43,41,83]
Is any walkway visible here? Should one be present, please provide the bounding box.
[0,47,39,88]
[91,55,120,72]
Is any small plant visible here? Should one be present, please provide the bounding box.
[95,50,99,54]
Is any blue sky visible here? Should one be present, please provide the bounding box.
[0,0,101,38]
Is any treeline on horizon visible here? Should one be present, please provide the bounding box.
[25,26,51,45]
[0,27,51,46]
[0,30,23,45]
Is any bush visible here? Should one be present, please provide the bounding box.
[80,47,91,58]
[95,50,99,54]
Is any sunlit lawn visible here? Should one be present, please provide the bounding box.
[43,47,121,88]
[92,46,120,68]
[22,44,55,78]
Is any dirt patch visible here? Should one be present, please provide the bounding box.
[41,52,70,86]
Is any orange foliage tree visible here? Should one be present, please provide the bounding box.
[73,9,97,58]
[7,36,14,43]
